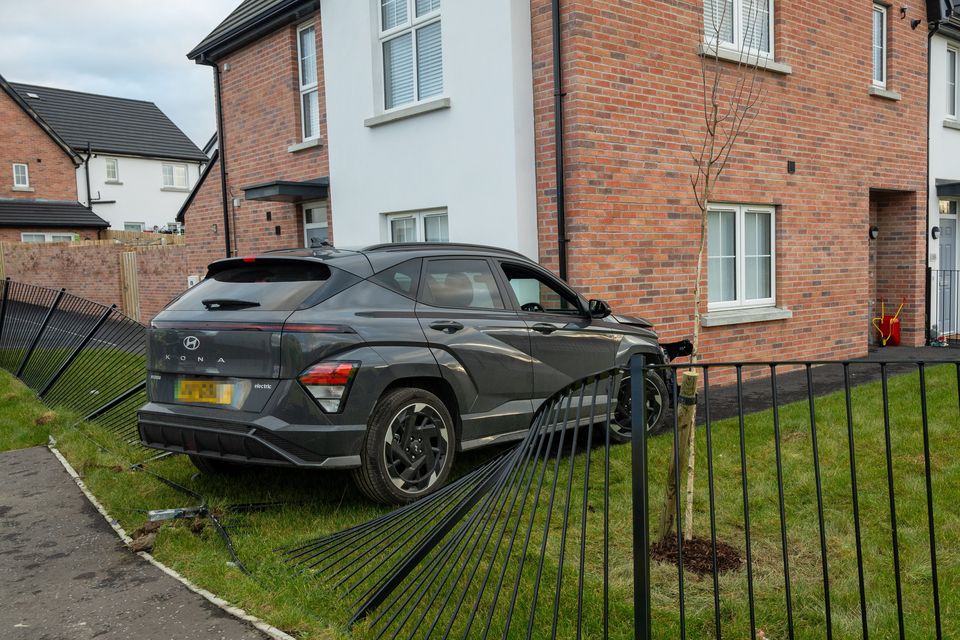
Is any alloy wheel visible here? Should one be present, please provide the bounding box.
[382,402,451,495]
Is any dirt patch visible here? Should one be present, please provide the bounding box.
[650,536,742,576]
[35,411,58,426]
[130,520,163,553]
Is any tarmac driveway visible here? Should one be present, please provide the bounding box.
[0,446,269,640]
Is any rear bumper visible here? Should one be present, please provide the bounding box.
[138,402,363,469]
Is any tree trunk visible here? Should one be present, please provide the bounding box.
[656,370,698,540]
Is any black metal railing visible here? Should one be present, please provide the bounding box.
[0,278,146,444]
[281,355,959,639]
[929,268,960,346]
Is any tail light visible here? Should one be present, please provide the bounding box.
[299,361,359,413]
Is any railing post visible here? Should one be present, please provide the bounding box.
[630,354,651,640]
[16,288,65,378]
[0,278,10,351]
[83,381,146,422]
[39,304,115,398]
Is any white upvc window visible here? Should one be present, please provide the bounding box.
[161,163,188,189]
[12,163,29,188]
[124,222,145,232]
[297,22,321,140]
[21,232,74,243]
[872,4,887,88]
[386,209,448,243]
[303,202,329,248]
[379,0,443,111]
[704,0,773,57]
[708,203,776,311]
[948,46,958,119]
[105,157,119,182]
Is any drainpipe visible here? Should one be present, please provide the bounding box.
[925,21,939,343]
[83,143,92,210]
[202,55,232,258]
[551,0,569,281]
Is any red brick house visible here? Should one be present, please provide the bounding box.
[181,0,939,360]
[0,73,108,242]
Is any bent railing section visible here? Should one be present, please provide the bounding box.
[0,278,146,444]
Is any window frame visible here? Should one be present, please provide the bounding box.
[703,0,775,59]
[161,163,189,190]
[947,45,959,120]
[378,0,443,112]
[297,21,321,141]
[104,157,120,183]
[872,4,888,88]
[385,209,449,243]
[12,163,29,188]
[124,222,145,233]
[302,201,329,248]
[707,203,777,312]
[21,232,74,243]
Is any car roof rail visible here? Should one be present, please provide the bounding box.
[361,242,530,259]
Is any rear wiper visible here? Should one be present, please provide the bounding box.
[202,298,261,310]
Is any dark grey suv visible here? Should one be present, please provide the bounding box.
[138,244,685,503]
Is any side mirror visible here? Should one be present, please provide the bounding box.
[588,299,612,319]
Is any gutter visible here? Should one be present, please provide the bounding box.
[926,14,944,343]
[551,0,569,281]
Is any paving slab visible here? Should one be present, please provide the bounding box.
[0,446,269,640]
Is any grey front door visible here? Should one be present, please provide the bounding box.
[940,218,957,334]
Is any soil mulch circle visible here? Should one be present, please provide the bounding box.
[651,536,742,576]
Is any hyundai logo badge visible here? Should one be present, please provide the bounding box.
[183,336,200,351]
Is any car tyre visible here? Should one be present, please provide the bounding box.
[609,370,670,442]
[352,387,456,505]
[189,454,244,475]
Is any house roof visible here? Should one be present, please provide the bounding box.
[176,150,219,223]
[0,200,109,229]
[188,0,319,62]
[0,73,81,166]
[9,82,207,162]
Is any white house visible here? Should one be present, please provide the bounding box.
[10,83,206,233]
[929,15,960,339]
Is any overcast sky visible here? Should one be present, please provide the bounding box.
[0,0,240,148]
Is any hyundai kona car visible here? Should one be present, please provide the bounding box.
[138,243,686,503]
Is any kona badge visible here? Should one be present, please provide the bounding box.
[183,336,200,351]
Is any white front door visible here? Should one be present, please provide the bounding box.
[303,202,329,248]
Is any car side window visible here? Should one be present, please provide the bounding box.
[371,258,421,298]
[420,259,505,310]
[501,263,581,315]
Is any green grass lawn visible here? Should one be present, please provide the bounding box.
[0,364,957,639]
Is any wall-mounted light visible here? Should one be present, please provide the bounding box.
[870,226,880,240]
[932,226,941,240]
[911,18,922,29]
[212,223,218,234]
[900,6,908,18]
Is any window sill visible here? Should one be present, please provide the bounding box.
[364,97,451,128]
[869,86,901,101]
[702,306,793,328]
[105,180,123,185]
[161,186,191,193]
[12,186,34,192]
[943,118,960,131]
[697,43,793,75]
[288,138,322,153]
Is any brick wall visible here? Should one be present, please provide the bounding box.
[182,10,332,273]
[1,242,188,324]
[531,0,929,361]
[0,89,78,200]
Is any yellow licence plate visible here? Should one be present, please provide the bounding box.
[176,380,233,405]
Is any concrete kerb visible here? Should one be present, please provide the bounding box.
[46,438,299,640]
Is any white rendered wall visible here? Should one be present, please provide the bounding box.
[929,34,960,267]
[319,0,538,259]
[77,155,201,230]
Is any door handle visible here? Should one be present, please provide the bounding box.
[429,320,464,334]
[531,323,558,335]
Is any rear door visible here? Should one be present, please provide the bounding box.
[496,261,620,399]
[415,258,533,443]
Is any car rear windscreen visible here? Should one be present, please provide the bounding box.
[166,262,332,312]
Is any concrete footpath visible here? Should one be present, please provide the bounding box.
[0,446,269,640]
